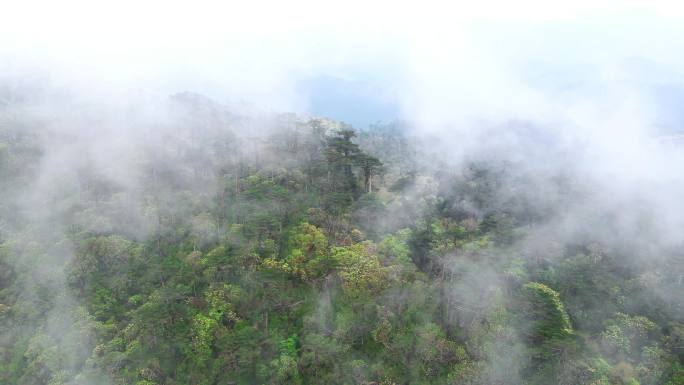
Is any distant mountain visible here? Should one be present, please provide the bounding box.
[297,74,400,129]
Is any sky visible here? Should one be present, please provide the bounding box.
[2,0,684,129]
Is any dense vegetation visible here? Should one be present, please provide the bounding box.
[0,92,683,385]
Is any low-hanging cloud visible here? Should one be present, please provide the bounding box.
[2,2,684,384]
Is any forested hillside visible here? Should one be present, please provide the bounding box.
[0,91,683,385]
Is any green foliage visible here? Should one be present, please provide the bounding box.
[262,222,331,281]
[332,243,390,299]
[601,313,657,359]
[0,111,681,385]
[519,282,573,342]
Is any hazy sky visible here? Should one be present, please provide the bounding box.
[2,0,684,128]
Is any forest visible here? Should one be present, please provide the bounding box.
[0,89,682,385]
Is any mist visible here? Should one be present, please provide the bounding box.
[2,1,684,385]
